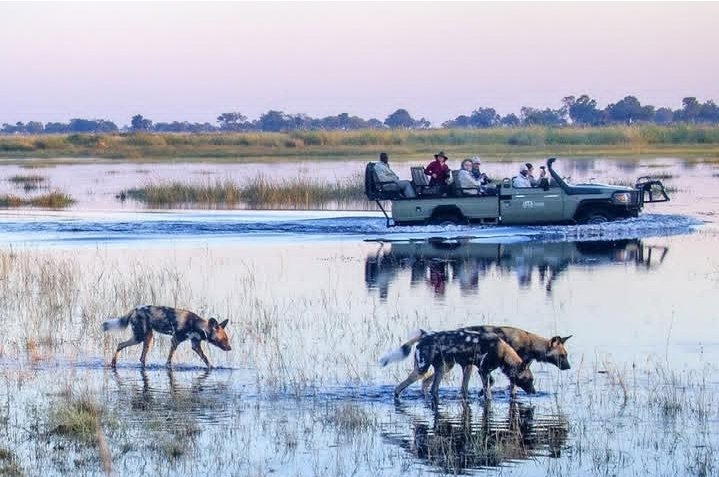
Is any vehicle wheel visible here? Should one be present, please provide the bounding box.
[580,210,612,225]
[429,213,465,226]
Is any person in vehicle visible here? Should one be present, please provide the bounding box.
[512,164,533,188]
[470,156,491,185]
[425,151,451,188]
[374,152,417,198]
[457,158,484,195]
[525,163,539,187]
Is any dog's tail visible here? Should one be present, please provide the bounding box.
[378,329,427,367]
[102,311,132,332]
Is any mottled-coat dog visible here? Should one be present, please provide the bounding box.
[422,325,572,394]
[102,305,231,369]
[379,329,535,402]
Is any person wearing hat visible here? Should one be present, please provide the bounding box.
[470,156,491,185]
[424,151,451,188]
[512,164,533,188]
[374,152,417,198]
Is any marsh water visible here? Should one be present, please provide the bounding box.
[0,157,718,476]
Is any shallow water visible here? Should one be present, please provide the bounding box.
[0,157,717,476]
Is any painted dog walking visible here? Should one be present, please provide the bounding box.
[379,329,535,403]
[102,305,231,369]
[421,325,572,395]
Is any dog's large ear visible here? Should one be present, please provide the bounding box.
[560,335,572,344]
[549,336,562,347]
[219,319,229,329]
[208,318,218,329]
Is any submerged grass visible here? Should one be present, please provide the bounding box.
[48,391,103,445]
[0,192,74,208]
[121,174,365,208]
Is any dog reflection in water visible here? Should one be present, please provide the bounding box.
[386,401,568,473]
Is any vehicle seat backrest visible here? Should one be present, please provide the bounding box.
[411,167,429,187]
[451,170,462,196]
[364,162,378,199]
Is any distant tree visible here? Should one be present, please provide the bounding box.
[520,107,566,126]
[469,107,500,128]
[698,100,719,123]
[384,109,417,129]
[258,110,291,132]
[24,121,44,134]
[654,107,674,124]
[131,114,153,132]
[563,95,603,126]
[217,112,248,131]
[366,118,384,129]
[677,97,701,123]
[500,113,521,127]
[442,115,472,128]
[44,122,69,134]
[605,96,653,124]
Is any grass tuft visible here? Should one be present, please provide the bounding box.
[0,192,74,208]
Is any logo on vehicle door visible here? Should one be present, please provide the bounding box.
[522,200,544,208]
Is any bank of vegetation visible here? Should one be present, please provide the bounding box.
[2,125,719,161]
[0,191,74,208]
[121,175,365,208]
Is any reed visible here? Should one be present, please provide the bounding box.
[0,191,74,208]
[122,174,365,208]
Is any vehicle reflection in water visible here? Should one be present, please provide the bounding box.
[384,401,568,473]
[365,238,669,299]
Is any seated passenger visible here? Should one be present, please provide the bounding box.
[457,159,484,195]
[470,156,491,185]
[512,164,533,188]
[374,152,417,198]
[425,151,451,188]
[525,163,539,187]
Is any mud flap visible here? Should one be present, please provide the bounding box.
[635,177,670,204]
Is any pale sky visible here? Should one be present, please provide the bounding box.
[1,1,718,126]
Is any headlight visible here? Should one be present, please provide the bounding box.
[612,192,632,204]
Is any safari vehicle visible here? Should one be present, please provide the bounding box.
[365,157,669,226]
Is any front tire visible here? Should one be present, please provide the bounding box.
[578,209,613,225]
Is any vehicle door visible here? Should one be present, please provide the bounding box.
[498,180,565,224]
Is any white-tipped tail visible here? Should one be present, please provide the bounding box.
[378,329,426,367]
[102,318,127,332]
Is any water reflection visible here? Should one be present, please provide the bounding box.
[384,400,568,473]
[365,238,668,299]
[110,368,234,424]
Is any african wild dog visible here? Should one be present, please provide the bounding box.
[102,305,231,369]
[422,325,572,395]
[379,329,535,402]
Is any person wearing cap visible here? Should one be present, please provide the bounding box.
[374,152,416,198]
[457,158,483,195]
[424,151,451,188]
[470,156,491,185]
[512,164,533,188]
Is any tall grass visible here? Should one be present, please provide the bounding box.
[0,191,74,208]
[122,174,365,208]
[3,125,719,159]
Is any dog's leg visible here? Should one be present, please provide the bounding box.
[110,337,141,368]
[191,339,211,369]
[430,366,443,403]
[420,369,435,394]
[460,365,473,400]
[395,369,421,399]
[165,337,180,368]
[480,371,492,401]
[139,331,154,368]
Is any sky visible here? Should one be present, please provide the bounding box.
[1,1,718,127]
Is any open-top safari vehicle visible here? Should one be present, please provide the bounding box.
[365,157,669,227]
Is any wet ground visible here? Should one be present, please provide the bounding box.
[0,157,718,476]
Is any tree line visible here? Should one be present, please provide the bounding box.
[2,95,719,135]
